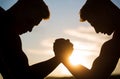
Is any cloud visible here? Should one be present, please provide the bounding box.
[22,25,119,75]
[64,26,112,43]
[40,38,55,48]
[24,48,54,65]
[64,26,112,56]
[63,26,120,74]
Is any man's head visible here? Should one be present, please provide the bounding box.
[7,0,50,35]
[80,0,119,35]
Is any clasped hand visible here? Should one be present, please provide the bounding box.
[53,38,73,62]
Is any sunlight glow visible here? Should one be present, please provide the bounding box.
[69,50,88,67]
[69,42,92,69]
[69,52,83,66]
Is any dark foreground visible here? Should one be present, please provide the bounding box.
[45,75,120,79]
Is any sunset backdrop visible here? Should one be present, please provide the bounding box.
[0,0,120,78]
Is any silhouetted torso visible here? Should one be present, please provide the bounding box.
[0,11,32,79]
[60,0,120,79]
[0,0,60,79]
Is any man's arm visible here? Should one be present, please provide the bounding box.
[30,56,60,78]
[62,39,119,79]
[90,39,119,79]
[30,38,73,78]
[62,58,90,79]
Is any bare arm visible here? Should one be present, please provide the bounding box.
[62,39,119,79]
[30,38,74,78]
[62,58,90,79]
[30,56,60,79]
[90,39,119,79]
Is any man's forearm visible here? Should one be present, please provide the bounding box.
[62,58,90,79]
[30,56,60,78]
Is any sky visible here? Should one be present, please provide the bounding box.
[0,0,120,78]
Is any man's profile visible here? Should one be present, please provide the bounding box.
[56,0,120,79]
[0,0,61,79]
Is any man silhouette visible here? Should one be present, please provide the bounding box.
[0,0,60,79]
[55,0,120,79]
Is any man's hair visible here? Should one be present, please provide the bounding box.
[7,0,50,19]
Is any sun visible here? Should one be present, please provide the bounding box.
[68,42,92,69]
[69,50,88,66]
[69,52,83,66]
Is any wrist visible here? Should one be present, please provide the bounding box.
[54,56,62,63]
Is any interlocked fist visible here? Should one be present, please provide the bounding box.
[53,38,73,61]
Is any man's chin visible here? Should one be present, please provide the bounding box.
[105,32,113,36]
[19,31,28,35]
[98,32,113,36]
[107,31,114,36]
